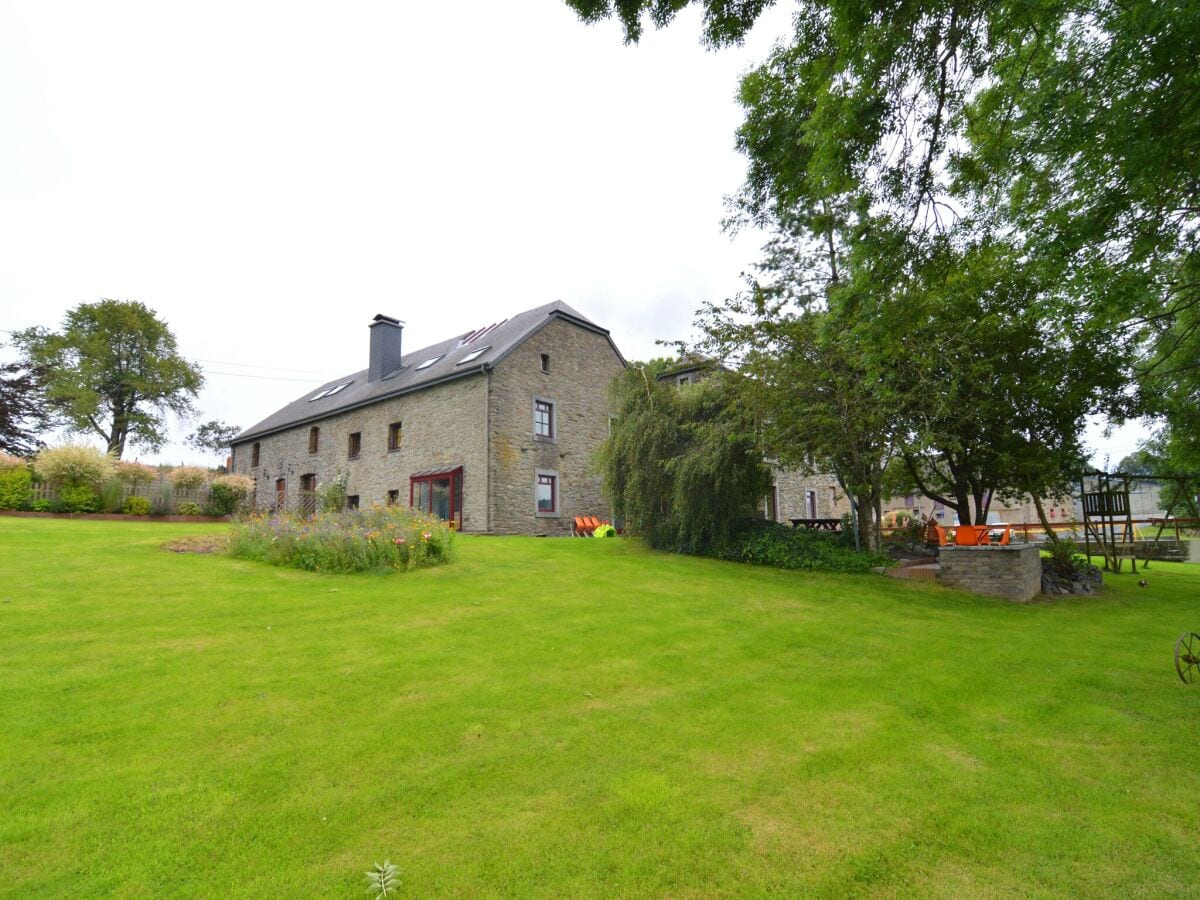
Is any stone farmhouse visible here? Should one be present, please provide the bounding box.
[231,301,626,535]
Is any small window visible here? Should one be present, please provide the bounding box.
[536,472,557,515]
[678,375,689,386]
[308,426,319,454]
[415,356,442,371]
[251,442,260,467]
[457,346,490,365]
[346,495,360,510]
[388,421,402,452]
[386,489,399,506]
[348,432,362,459]
[534,398,555,439]
[540,353,550,373]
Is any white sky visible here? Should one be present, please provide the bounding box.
[0,1,1150,467]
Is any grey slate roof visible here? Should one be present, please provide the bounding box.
[235,301,624,443]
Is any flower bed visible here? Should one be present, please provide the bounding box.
[228,505,454,573]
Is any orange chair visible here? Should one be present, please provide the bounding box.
[953,525,991,546]
[574,516,592,536]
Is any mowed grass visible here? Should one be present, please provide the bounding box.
[2,519,1199,898]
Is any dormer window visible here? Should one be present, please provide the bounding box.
[458,346,490,365]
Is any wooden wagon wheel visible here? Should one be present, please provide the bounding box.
[1175,632,1200,684]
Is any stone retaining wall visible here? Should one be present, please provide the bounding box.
[938,544,1043,602]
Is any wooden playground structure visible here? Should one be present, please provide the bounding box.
[1080,471,1200,573]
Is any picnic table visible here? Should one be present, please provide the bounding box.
[790,518,842,532]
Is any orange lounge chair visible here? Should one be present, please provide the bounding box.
[953,525,991,546]
[574,516,593,536]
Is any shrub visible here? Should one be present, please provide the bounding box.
[123,496,151,516]
[316,471,349,513]
[177,501,203,516]
[206,474,254,516]
[149,484,174,516]
[31,499,53,512]
[1046,538,1089,578]
[58,484,100,513]
[169,466,210,491]
[716,519,890,574]
[0,452,26,471]
[593,523,617,538]
[115,461,158,487]
[34,444,115,489]
[228,506,454,573]
[0,466,33,510]
[97,479,126,513]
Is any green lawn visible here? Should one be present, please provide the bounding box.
[2,519,1199,898]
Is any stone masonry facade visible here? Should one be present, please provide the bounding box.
[488,316,626,535]
[937,545,1043,602]
[233,374,490,530]
[768,468,852,522]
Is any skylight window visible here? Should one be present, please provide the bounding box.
[415,356,442,371]
[308,380,352,401]
[457,346,490,365]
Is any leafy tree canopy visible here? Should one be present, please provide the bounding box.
[13,300,203,458]
[187,419,242,457]
[0,355,51,456]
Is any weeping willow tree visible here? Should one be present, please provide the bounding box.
[598,364,772,554]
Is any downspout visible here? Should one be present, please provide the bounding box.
[483,364,492,534]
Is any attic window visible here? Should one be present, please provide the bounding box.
[309,381,352,401]
[457,346,490,365]
[415,356,442,371]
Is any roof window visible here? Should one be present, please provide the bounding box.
[415,356,442,371]
[309,380,353,401]
[457,346,490,365]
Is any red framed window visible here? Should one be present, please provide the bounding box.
[536,472,557,515]
[409,466,463,530]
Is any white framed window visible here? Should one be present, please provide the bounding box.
[533,397,556,441]
[415,356,442,371]
[535,469,559,517]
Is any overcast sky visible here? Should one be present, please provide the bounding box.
[0,1,1149,467]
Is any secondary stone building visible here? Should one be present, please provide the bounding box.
[655,359,851,524]
[231,301,626,535]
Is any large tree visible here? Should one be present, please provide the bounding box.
[13,300,203,457]
[567,0,1197,368]
[0,356,51,456]
[599,363,772,553]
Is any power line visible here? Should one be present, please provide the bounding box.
[196,358,342,377]
[203,369,325,383]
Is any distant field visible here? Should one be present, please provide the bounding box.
[2,518,1199,897]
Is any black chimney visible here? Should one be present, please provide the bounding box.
[368,314,404,382]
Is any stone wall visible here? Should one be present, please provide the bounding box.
[487,316,626,536]
[938,544,1043,602]
[232,374,490,531]
[770,468,852,522]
